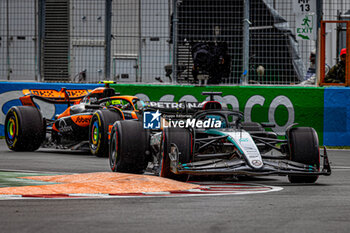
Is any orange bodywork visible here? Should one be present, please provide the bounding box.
[52,123,59,132]
[108,96,140,112]
[111,107,125,120]
[77,88,104,103]
[131,111,138,119]
[20,88,140,136]
[108,124,114,140]
[19,95,35,107]
[57,108,71,119]
[88,87,104,94]
[110,95,137,102]
[71,115,92,127]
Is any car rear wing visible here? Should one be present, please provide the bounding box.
[20,88,91,107]
[23,89,90,100]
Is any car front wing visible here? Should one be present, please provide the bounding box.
[168,144,331,177]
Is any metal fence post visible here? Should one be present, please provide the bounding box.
[34,0,38,81]
[172,0,178,84]
[105,0,112,81]
[316,0,323,29]
[38,0,45,82]
[6,0,10,80]
[137,0,141,82]
[242,0,250,85]
[316,0,323,85]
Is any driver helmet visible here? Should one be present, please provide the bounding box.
[106,99,123,108]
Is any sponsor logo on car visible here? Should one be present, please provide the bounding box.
[71,115,92,127]
[239,138,249,142]
[76,116,90,123]
[252,160,263,166]
[58,119,73,132]
[143,101,201,109]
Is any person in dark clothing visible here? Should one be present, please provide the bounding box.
[325,48,346,83]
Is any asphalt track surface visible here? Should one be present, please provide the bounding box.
[0,140,350,233]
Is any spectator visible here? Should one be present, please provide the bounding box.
[325,48,346,83]
[304,49,316,81]
[300,49,324,85]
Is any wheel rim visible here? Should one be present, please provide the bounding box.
[7,117,16,140]
[91,121,99,149]
[110,131,118,170]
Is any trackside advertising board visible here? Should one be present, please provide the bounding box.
[323,87,350,146]
[109,84,324,142]
[1,82,350,146]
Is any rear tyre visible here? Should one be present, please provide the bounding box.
[287,127,320,183]
[160,127,192,181]
[5,106,45,151]
[109,120,149,173]
[89,110,122,157]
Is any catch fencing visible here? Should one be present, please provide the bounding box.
[0,0,349,84]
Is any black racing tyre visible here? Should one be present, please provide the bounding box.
[89,110,122,157]
[160,127,192,181]
[5,106,45,151]
[109,120,149,173]
[240,122,264,132]
[287,127,320,183]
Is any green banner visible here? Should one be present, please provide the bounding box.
[112,84,324,142]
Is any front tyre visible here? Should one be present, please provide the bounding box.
[5,106,45,151]
[109,121,149,173]
[160,127,192,181]
[89,110,121,157]
[287,127,320,183]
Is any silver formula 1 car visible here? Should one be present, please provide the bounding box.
[108,93,331,183]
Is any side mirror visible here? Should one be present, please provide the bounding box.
[261,122,275,128]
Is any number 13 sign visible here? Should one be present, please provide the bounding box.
[292,0,316,14]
